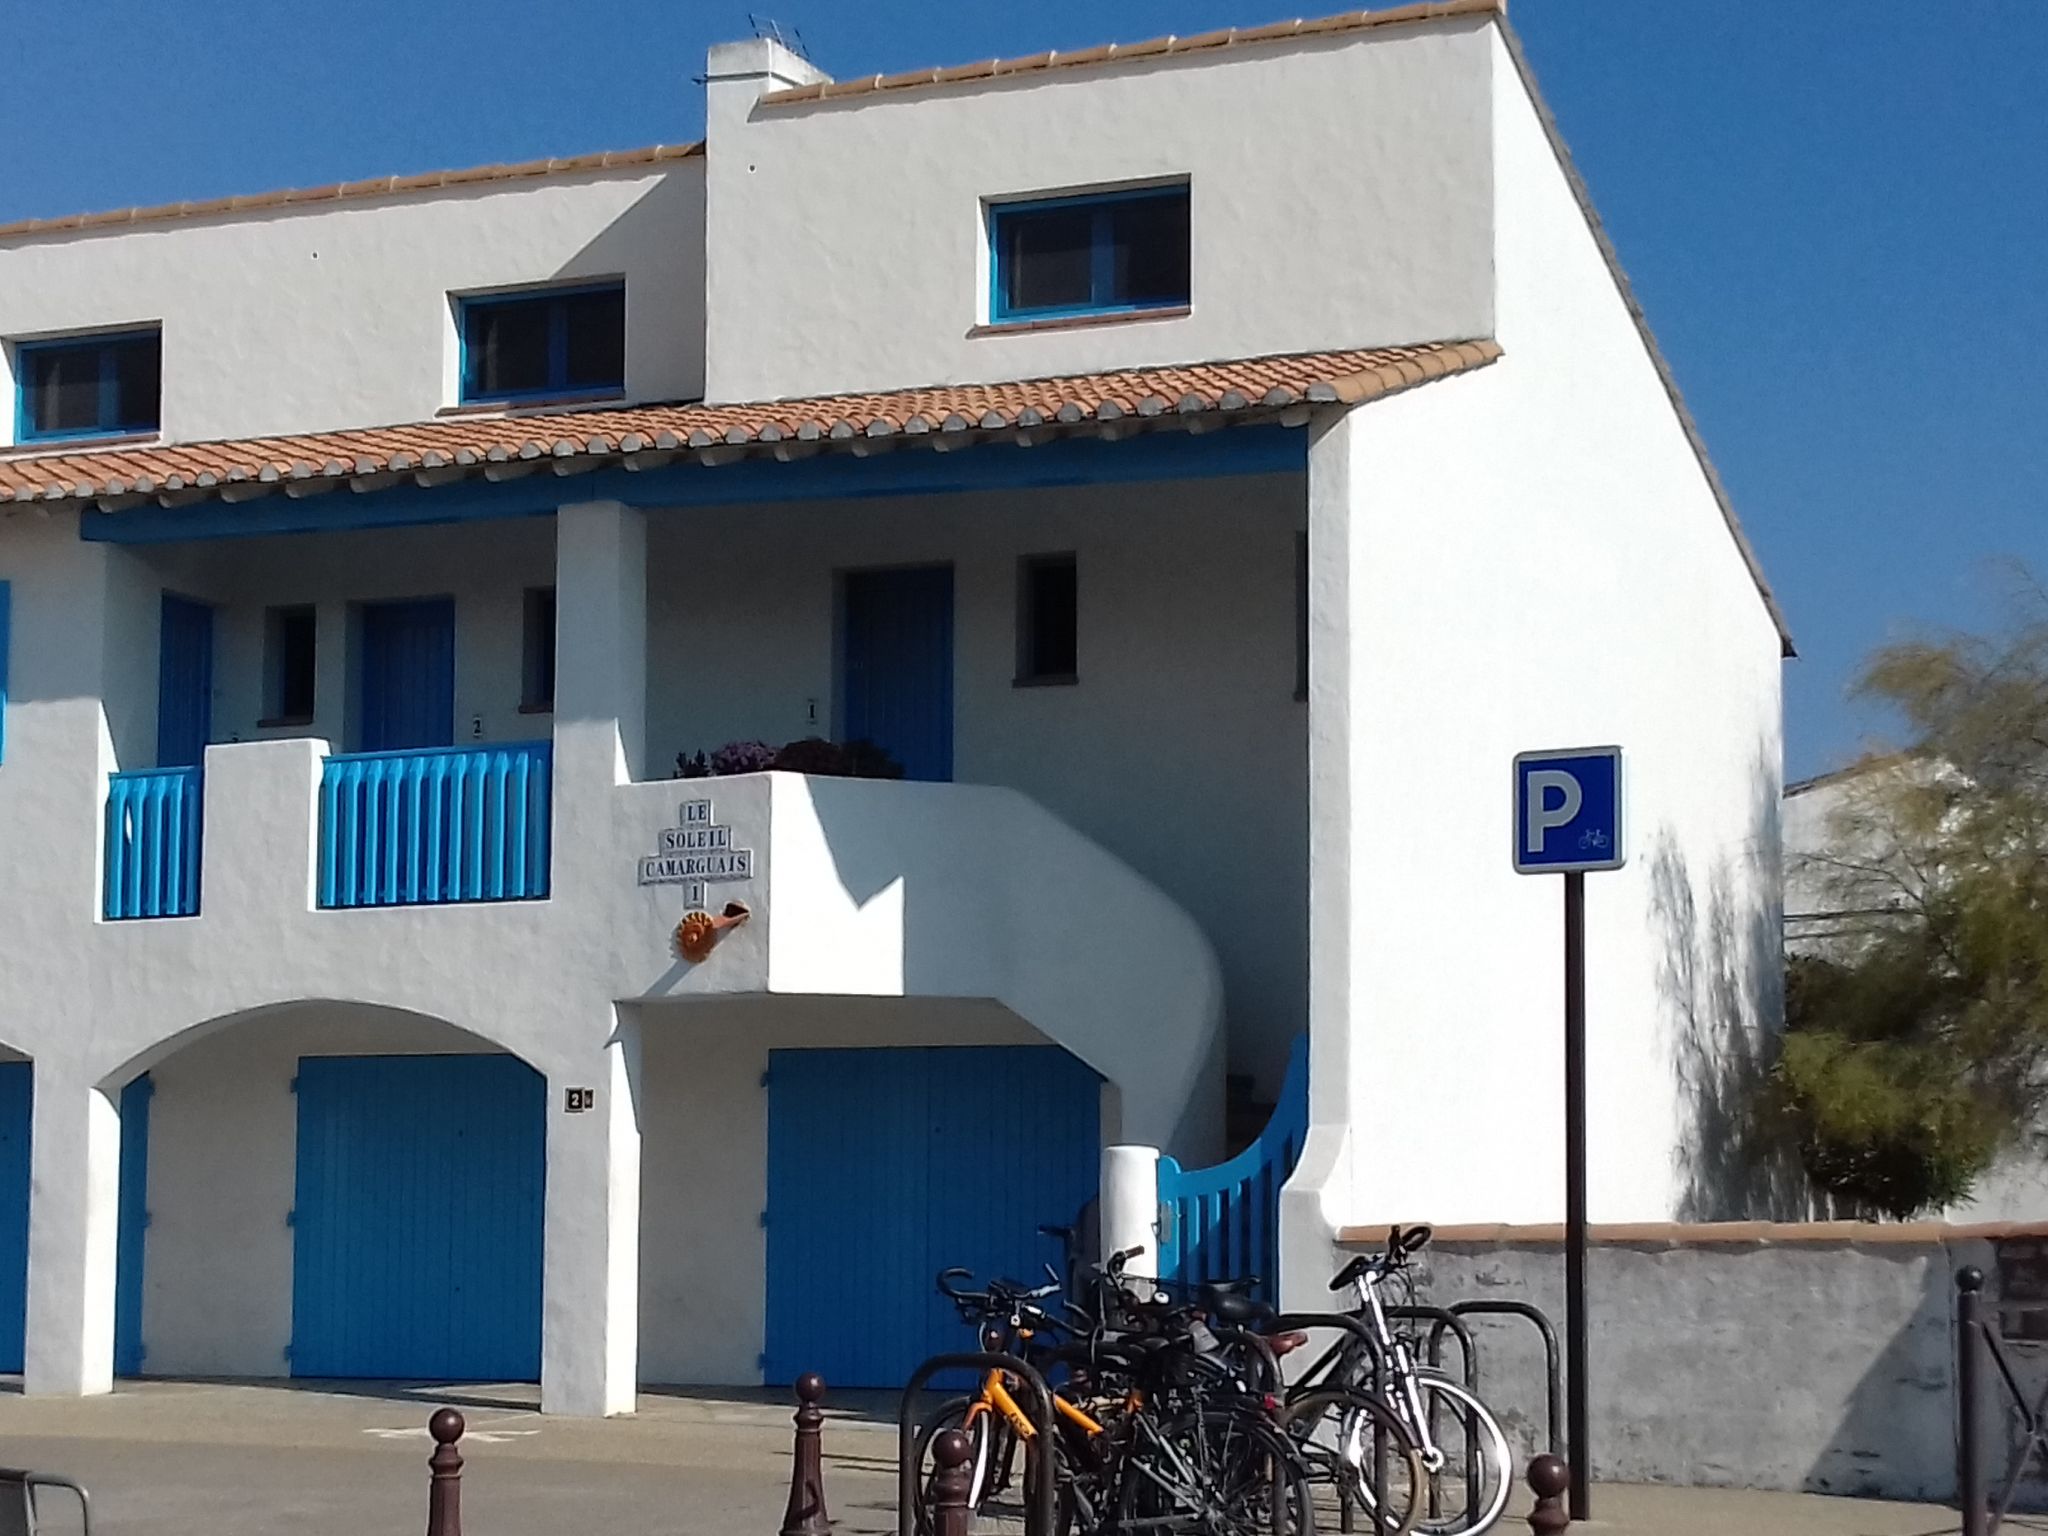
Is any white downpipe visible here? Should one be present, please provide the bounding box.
[1100,1144,1161,1276]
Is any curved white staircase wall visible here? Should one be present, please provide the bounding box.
[767,774,1225,1158]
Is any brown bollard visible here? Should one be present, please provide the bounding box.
[929,1429,973,1536]
[781,1373,832,1536]
[427,1408,465,1536]
[1526,1455,1570,1535]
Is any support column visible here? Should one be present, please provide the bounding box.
[553,499,647,789]
[23,1074,121,1397]
[1278,411,1365,1311]
[539,1015,642,1416]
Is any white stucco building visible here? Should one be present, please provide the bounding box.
[0,0,1786,1413]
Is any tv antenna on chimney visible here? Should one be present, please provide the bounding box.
[748,14,811,60]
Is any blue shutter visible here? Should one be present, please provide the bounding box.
[359,599,456,752]
[840,567,954,782]
[0,1062,31,1374]
[156,595,214,769]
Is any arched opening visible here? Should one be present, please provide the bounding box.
[110,1002,544,1384]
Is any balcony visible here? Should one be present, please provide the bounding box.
[317,741,553,909]
[104,767,204,920]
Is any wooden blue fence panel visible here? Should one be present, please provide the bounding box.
[318,741,551,908]
[1157,1036,1308,1299]
[104,767,204,919]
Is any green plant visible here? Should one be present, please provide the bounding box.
[1776,577,2048,1216]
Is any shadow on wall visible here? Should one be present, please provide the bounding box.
[1651,743,1822,1222]
[802,776,1224,1160]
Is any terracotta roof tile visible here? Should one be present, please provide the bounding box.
[0,143,703,243]
[0,342,1500,514]
[758,0,1499,108]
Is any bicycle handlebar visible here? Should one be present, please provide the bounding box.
[1326,1223,1434,1290]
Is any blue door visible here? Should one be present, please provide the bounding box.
[115,1073,153,1376]
[764,1045,1099,1387]
[0,1063,29,1374]
[359,599,455,752]
[290,1055,544,1381]
[157,595,214,768]
[841,567,954,782]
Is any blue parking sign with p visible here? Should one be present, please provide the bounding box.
[1514,747,1624,874]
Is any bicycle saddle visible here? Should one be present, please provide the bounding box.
[1199,1283,1274,1325]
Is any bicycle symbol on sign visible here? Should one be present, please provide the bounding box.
[1578,828,1612,853]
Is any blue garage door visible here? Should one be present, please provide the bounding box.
[115,1073,152,1375]
[0,1063,29,1373]
[291,1055,544,1380]
[764,1045,1099,1388]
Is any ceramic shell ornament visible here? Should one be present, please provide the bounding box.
[676,902,750,963]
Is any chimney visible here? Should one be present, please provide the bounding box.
[704,37,831,135]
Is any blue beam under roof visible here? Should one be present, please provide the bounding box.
[78,426,1306,544]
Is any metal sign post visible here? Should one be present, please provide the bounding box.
[1513,745,1624,1524]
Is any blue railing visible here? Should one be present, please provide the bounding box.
[318,742,552,909]
[105,767,203,919]
[1157,1036,1308,1299]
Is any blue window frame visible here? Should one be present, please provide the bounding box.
[458,282,624,404]
[988,184,1190,324]
[13,329,161,443]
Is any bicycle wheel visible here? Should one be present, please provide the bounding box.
[1117,1407,1315,1536]
[1400,1376,1512,1536]
[1274,1388,1425,1536]
[913,1397,1006,1532]
[916,1394,1076,1536]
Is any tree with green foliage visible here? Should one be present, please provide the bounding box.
[1778,587,2048,1218]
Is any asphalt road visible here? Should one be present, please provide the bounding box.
[0,1379,1990,1536]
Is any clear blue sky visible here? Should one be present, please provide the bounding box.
[4,2,2042,780]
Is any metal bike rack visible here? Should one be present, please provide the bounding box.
[1273,1311,1394,1534]
[898,1351,1059,1536]
[1384,1305,1483,1524]
[1434,1300,1564,1462]
[0,1469,91,1536]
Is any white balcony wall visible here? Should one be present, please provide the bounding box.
[644,473,1308,1095]
[0,162,706,446]
[704,16,1495,401]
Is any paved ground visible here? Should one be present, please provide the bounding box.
[0,1379,2019,1536]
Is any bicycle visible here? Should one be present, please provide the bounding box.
[1309,1227,1512,1536]
[916,1247,1331,1536]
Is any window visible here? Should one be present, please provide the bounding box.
[459,283,624,403]
[263,606,318,724]
[13,329,161,442]
[522,586,557,712]
[1016,554,1078,685]
[989,185,1190,323]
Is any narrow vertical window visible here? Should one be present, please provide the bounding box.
[1295,532,1309,701]
[263,605,318,724]
[1016,554,1079,685]
[522,586,557,711]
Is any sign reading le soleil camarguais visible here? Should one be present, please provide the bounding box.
[639,798,755,907]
